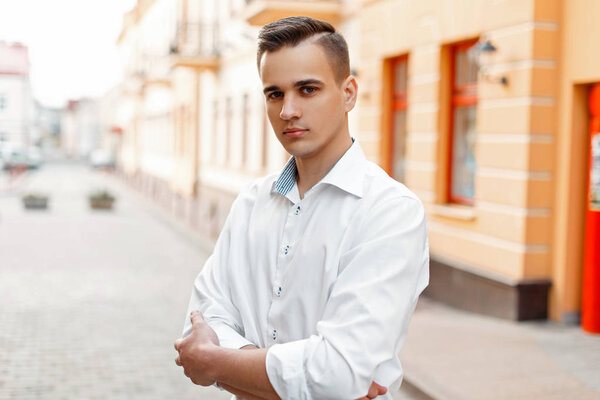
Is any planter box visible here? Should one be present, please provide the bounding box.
[89,198,115,210]
[22,197,48,210]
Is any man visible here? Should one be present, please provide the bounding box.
[174,16,429,400]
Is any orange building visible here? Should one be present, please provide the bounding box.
[115,0,600,326]
[356,0,600,325]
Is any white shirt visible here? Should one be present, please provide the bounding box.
[183,139,429,399]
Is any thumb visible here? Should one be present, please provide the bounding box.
[190,310,204,326]
[374,382,387,395]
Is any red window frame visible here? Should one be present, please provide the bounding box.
[447,39,478,205]
[382,54,408,181]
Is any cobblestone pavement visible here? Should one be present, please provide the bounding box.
[0,163,230,400]
[0,163,431,400]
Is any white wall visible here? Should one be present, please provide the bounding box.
[0,75,33,146]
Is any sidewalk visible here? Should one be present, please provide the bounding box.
[401,298,600,400]
[0,169,31,196]
[121,170,600,400]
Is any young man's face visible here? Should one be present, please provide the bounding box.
[259,40,356,160]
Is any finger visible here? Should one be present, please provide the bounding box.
[190,310,204,324]
[367,382,378,398]
[174,338,183,351]
[175,355,182,366]
[374,382,387,395]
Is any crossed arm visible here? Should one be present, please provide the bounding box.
[174,311,388,400]
[175,196,428,399]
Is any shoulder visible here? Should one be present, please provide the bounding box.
[231,172,279,214]
[350,162,427,242]
[361,160,423,210]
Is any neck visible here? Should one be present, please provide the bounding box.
[295,132,352,199]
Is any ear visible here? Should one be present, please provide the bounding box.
[342,75,358,112]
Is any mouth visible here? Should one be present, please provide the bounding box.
[282,128,308,138]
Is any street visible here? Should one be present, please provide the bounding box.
[0,163,230,400]
[0,162,430,400]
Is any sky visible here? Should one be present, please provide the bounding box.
[0,0,136,108]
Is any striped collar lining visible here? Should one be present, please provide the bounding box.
[275,156,297,196]
[274,138,357,197]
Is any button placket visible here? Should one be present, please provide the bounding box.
[269,200,302,346]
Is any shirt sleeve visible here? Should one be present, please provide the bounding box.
[181,196,255,350]
[265,195,430,400]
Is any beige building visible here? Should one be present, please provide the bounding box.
[115,0,600,325]
[358,0,600,325]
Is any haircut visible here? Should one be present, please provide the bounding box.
[257,16,350,84]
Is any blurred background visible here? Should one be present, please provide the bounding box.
[1,0,599,399]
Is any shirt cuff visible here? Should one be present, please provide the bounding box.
[266,339,311,400]
[210,321,255,349]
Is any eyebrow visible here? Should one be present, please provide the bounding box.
[263,79,325,94]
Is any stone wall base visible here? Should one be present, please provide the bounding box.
[425,256,552,321]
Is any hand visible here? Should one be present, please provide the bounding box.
[174,310,220,386]
[356,381,387,400]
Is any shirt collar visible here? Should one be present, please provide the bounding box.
[272,138,366,199]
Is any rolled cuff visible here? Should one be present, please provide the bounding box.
[210,321,255,349]
[266,339,311,400]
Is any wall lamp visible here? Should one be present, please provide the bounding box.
[476,38,508,86]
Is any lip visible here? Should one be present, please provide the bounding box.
[283,128,308,138]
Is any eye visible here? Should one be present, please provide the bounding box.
[266,91,283,100]
[301,86,317,95]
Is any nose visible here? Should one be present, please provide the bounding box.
[280,95,301,120]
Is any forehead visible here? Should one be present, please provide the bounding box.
[259,41,337,86]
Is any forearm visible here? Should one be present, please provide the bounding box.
[219,382,269,400]
[211,346,280,400]
[218,345,270,400]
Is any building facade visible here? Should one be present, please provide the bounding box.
[114,0,600,326]
[0,42,34,148]
[61,98,101,159]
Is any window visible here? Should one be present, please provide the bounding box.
[178,106,186,155]
[262,103,269,170]
[390,56,408,182]
[242,93,249,167]
[225,97,232,166]
[212,100,218,163]
[449,40,478,205]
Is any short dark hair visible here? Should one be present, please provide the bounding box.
[257,16,350,84]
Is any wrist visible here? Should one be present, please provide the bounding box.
[203,342,223,383]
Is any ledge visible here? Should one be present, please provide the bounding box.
[243,0,343,26]
[429,203,477,221]
[170,54,219,70]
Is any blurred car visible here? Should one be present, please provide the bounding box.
[25,147,43,169]
[2,147,28,170]
[89,149,115,169]
[1,146,44,170]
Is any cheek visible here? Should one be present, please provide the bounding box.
[308,94,342,122]
[266,105,281,124]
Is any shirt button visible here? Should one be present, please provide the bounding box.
[276,286,282,297]
[295,205,301,215]
[272,329,277,341]
[284,244,290,255]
